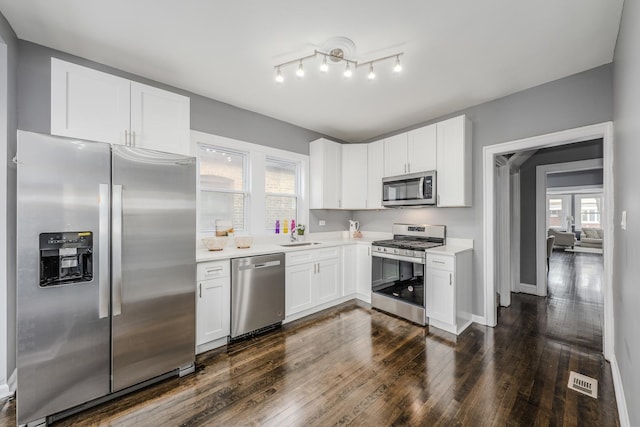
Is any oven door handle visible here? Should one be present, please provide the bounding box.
[418,177,425,199]
[372,252,425,264]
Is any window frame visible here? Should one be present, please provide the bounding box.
[575,193,603,230]
[198,145,249,233]
[264,156,300,232]
[192,130,309,238]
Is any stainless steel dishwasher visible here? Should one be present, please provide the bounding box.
[231,252,286,339]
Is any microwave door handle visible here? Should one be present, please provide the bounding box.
[418,177,425,199]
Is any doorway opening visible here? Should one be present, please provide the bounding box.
[483,122,614,359]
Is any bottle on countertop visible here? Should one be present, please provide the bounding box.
[283,219,289,234]
[275,220,280,234]
[291,219,296,233]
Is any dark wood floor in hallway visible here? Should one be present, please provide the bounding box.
[0,251,617,426]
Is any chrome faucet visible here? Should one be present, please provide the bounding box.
[290,228,298,242]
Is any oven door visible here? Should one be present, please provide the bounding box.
[382,171,436,207]
[371,253,426,325]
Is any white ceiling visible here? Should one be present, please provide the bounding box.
[0,1,624,143]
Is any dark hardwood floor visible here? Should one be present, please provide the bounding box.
[0,251,617,426]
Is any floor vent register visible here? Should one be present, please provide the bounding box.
[568,371,598,399]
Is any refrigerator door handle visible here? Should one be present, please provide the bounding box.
[113,184,123,316]
[99,184,110,319]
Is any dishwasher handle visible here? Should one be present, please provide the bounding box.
[238,260,281,271]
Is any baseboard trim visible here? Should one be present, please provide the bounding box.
[519,282,538,294]
[0,382,10,399]
[471,314,486,325]
[8,368,16,393]
[610,355,631,427]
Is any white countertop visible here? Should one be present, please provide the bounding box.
[196,231,387,262]
[196,231,473,262]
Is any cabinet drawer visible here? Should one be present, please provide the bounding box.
[314,247,341,261]
[426,253,454,271]
[197,260,230,280]
[286,246,341,266]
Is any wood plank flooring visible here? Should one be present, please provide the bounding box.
[0,252,618,426]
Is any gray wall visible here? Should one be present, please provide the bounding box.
[547,168,603,188]
[17,41,332,155]
[613,0,640,423]
[518,140,603,284]
[0,10,17,387]
[353,64,613,316]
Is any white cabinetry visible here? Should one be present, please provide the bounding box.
[196,260,230,353]
[285,247,342,319]
[425,250,472,335]
[383,124,437,177]
[383,133,408,176]
[436,115,472,207]
[51,58,191,156]
[341,144,367,209]
[366,140,384,209]
[310,139,342,209]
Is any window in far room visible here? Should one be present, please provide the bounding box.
[575,194,603,229]
[547,194,571,230]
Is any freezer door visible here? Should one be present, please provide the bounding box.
[111,145,196,392]
[16,131,111,424]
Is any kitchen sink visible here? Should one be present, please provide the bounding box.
[279,242,322,247]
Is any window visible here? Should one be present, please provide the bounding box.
[265,158,298,230]
[199,146,247,232]
[576,194,602,229]
[194,130,309,237]
[547,195,571,230]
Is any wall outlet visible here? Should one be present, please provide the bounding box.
[319,220,326,226]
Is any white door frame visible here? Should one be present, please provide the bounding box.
[535,158,603,297]
[483,122,614,359]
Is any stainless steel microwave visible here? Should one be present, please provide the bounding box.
[382,171,436,207]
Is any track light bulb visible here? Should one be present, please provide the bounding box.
[320,56,329,72]
[393,56,402,73]
[296,61,305,78]
[343,63,352,78]
[275,67,284,83]
[368,64,376,80]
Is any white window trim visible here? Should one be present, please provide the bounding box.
[192,130,309,238]
[546,194,571,231]
[575,193,603,230]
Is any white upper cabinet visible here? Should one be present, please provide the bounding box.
[340,144,367,210]
[366,140,384,209]
[383,133,408,177]
[436,115,472,207]
[407,124,437,173]
[383,124,437,177]
[51,58,191,156]
[51,58,130,145]
[310,138,342,209]
[130,82,190,155]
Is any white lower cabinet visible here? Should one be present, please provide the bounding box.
[196,260,230,353]
[355,244,372,303]
[285,247,342,319]
[425,251,472,335]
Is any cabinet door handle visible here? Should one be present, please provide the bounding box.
[408,163,411,173]
[433,260,445,264]
[124,129,129,146]
[449,273,452,285]
[314,263,317,274]
[206,267,223,273]
[199,283,202,298]
[317,263,320,273]
[132,131,136,147]
[404,163,407,173]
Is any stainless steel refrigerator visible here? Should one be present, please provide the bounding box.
[16,131,196,425]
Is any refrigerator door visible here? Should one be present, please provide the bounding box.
[111,145,196,392]
[16,131,112,424]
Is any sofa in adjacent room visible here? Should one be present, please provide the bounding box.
[580,227,604,249]
[548,228,576,248]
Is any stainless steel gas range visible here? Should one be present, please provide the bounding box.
[371,223,446,325]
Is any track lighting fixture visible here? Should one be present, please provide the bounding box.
[273,41,404,84]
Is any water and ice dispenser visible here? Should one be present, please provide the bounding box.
[39,231,93,287]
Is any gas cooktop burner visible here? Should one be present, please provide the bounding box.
[371,239,443,251]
